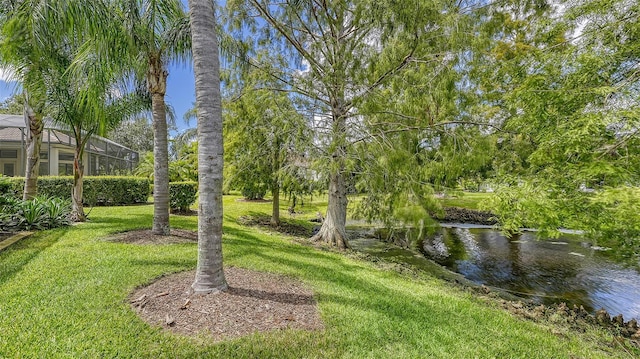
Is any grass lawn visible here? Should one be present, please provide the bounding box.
[438,192,494,210]
[0,195,634,358]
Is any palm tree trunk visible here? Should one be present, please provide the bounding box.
[71,136,86,222]
[189,0,228,294]
[23,104,44,200]
[149,63,170,235]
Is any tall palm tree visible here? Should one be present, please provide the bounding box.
[188,0,227,293]
[1,0,124,201]
[114,0,191,235]
[1,0,51,200]
[44,38,147,221]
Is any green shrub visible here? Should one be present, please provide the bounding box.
[0,195,21,230]
[19,198,48,230]
[0,196,70,232]
[169,182,198,212]
[0,176,12,195]
[5,176,150,205]
[3,177,23,197]
[241,182,268,200]
[33,177,72,199]
[81,177,150,205]
[41,197,72,229]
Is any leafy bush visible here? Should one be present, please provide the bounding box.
[241,182,268,200]
[41,197,72,229]
[19,198,48,230]
[82,177,150,205]
[0,195,21,230]
[169,182,198,212]
[5,176,150,205]
[0,196,71,232]
[0,176,12,195]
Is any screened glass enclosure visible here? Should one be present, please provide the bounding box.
[0,114,139,177]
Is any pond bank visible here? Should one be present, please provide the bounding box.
[239,215,639,346]
[347,229,640,343]
[437,206,497,226]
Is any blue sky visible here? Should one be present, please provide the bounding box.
[0,60,197,136]
[0,0,197,135]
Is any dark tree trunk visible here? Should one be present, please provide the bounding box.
[271,137,281,226]
[271,182,280,226]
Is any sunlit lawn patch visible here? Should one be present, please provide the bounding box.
[0,195,634,358]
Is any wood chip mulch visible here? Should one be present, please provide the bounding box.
[129,267,324,341]
[105,229,198,245]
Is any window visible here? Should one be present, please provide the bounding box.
[2,163,15,177]
[39,162,49,176]
[58,163,73,176]
[58,152,75,161]
[0,150,18,159]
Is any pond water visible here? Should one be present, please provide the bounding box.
[349,224,640,321]
[423,227,640,321]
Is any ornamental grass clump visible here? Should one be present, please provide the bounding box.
[0,195,71,231]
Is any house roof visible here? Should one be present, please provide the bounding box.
[0,114,137,155]
[0,114,27,128]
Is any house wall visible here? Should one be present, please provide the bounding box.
[0,144,24,177]
[1,119,138,177]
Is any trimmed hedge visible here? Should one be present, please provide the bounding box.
[0,176,12,195]
[5,176,150,205]
[169,181,198,212]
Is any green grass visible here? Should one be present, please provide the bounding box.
[438,192,494,210]
[0,195,634,358]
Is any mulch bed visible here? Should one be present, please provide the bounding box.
[106,229,198,245]
[129,267,324,341]
[108,228,324,340]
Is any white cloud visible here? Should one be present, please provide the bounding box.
[0,67,16,82]
[294,59,311,77]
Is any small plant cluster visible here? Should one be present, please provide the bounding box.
[241,183,268,201]
[4,177,150,205]
[169,182,198,212]
[0,194,71,231]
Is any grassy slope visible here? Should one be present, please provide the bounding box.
[438,192,494,211]
[0,196,633,358]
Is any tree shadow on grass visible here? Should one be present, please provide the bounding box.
[223,225,362,269]
[89,212,196,236]
[227,286,317,305]
[104,210,470,336]
[90,213,154,226]
[223,223,506,338]
[0,228,68,286]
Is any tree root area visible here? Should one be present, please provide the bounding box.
[310,230,349,250]
[129,267,324,341]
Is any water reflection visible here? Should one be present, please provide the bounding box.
[422,228,640,321]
